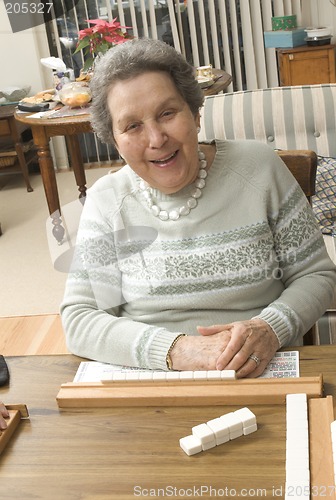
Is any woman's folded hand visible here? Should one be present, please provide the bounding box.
[170,319,280,378]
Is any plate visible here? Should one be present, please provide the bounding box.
[304,27,331,38]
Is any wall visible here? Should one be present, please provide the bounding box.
[307,0,336,42]
[0,1,51,93]
[0,1,69,169]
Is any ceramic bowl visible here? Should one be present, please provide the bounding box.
[0,85,31,102]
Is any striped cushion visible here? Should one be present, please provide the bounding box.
[199,84,336,158]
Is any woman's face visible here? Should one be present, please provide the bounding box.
[107,71,201,194]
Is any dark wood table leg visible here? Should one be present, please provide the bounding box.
[66,135,87,203]
[32,127,65,244]
[15,140,33,192]
[8,115,33,193]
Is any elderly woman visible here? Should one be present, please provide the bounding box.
[60,38,336,378]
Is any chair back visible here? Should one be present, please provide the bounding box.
[277,149,317,204]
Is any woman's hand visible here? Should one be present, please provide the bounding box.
[170,319,280,378]
[0,401,9,432]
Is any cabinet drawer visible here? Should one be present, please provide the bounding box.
[0,119,11,137]
[277,45,336,86]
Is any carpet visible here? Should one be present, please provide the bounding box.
[0,167,112,317]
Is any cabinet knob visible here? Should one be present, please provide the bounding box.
[289,54,294,60]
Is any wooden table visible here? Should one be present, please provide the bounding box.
[204,68,232,95]
[15,110,92,243]
[14,70,231,244]
[1,345,335,499]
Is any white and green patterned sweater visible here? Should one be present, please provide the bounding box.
[60,140,336,369]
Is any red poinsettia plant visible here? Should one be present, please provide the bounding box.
[74,18,132,72]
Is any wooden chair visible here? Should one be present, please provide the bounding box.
[277,150,317,205]
[277,149,318,345]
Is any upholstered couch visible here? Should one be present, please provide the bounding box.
[199,83,336,238]
[199,83,336,342]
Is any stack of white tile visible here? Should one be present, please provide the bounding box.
[179,407,257,456]
[101,369,236,382]
[285,393,310,499]
[331,420,336,485]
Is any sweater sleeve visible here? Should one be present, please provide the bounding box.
[60,186,180,370]
[253,155,336,346]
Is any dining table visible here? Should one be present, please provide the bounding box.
[0,344,335,499]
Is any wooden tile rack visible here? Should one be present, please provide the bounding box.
[56,375,323,408]
[309,396,336,498]
[0,404,29,455]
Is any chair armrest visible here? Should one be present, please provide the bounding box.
[277,150,318,202]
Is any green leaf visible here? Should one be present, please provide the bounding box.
[73,38,91,55]
[83,57,95,72]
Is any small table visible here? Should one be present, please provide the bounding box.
[204,68,232,95]
[15,70,232,244]
[0,346,335,497]
[15,110,92,243]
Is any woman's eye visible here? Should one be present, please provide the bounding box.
[162,110,174,118]
[126,123,140,132]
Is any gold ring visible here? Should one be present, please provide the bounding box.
[249,354,260,367]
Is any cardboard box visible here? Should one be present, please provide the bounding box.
[271,15,297,31]
[264,28,306,48]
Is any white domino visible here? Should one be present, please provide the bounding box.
[125,371,140,381]
[193,371,208,380]
[179,370,194,380]
[206,417,230,445]
[243,423,258,435]
[285,394,310,499]
[234,407,257,429]
[180,407,257,456]
[220,370,236,380]
[112,371,127,381]
[192,423,216,450]
[179,435,202,456]
[152,371,167,381]
[220,412,243,440]
[206,370,222,380]
[166,371,181,381]
[138,371,153,381]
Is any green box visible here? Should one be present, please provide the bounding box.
[272,15,297,31]
[264,28,305,48]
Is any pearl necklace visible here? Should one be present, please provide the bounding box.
[139,150,208,221]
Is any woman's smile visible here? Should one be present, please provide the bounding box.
[150,150,179,167]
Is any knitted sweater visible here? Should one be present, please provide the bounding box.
[60,140,336,369]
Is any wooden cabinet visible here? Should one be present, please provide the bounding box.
[0,105,37,192]
[277,44,336,86]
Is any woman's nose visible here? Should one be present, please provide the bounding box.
[146,123,168,149]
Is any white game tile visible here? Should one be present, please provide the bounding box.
[179,435,202,456]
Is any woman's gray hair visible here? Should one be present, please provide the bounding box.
[90,38,204,144]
